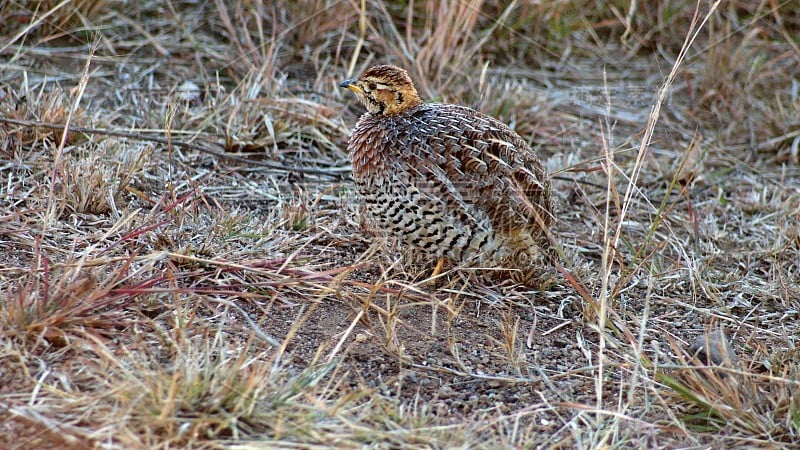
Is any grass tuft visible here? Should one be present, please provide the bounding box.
[660,332,800,444]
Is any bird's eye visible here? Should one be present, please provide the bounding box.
[368,82,377,90]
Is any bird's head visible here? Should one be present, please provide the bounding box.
[339,65,422,116]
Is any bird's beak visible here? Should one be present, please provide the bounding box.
[339,78,361,93]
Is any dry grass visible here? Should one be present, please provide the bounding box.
[1,0,799,448]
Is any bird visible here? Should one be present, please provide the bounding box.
[339,64,554,282]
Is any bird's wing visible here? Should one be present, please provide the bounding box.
[401,105,553,232]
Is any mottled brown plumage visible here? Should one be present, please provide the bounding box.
[340,65,554,279]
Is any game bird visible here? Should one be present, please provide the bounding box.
[340,65,554,282]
